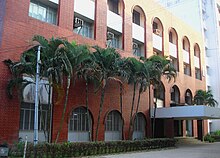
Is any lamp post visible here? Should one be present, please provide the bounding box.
[152,97,157,138]
[34,46,41,146]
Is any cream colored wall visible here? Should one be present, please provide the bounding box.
[124,0,206,105]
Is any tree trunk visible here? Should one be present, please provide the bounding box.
[148,87,152,138]
[135,87,141,117]
[85,81,91,141]
[95,86,106,141]
[152,97,157,138]
[120,84,124,140]
[55,77,71,143]
[128,82,136,140]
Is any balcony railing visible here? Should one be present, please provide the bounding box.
[154,98,164,108]
[132,23,144,43]
[153,34,162,51]
[49,0,59,4]
[194,56,200,68]
[169,42,177,58]
[183,49,189,64]
[107,10,122,33]
[74,0,95,20]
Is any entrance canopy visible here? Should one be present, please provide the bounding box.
[151,105,220,120]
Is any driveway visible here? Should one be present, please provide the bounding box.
[92,142,220,158]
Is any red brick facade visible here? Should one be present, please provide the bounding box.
[0,0,207,144]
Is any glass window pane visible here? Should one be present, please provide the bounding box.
[19,110,24,130]
[24,110,30,130]
[30,110,34,130]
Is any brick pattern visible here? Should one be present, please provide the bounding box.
[0,0,206,144]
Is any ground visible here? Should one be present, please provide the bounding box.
[91,142,220,158]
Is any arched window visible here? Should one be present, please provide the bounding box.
[68,107,92,142]
[169,28,179,71]
[105,110,123,141]
[19,77,49,142]
[185,89,193,105]
[152,17,163,56]
[194,44,201,80]
[171,85,180,106]
[183,36,191,76]
[132,113,146,140]
[107,0,124,49]
[132,5,146,57]
[154,83,165,108]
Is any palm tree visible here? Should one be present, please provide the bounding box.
[5,35,91,143]
[76,50,98,141]
[91,46,124,141]
[126,57,150,140]
[54,41,90,143]
[144,55,177,138]
[194,90,218,107]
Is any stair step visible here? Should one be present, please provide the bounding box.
[175,137,204,145]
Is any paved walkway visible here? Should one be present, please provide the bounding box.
[91,142,220,158]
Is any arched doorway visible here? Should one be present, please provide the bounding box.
[132,113,146,140]
[171,85,182,136]
[105,110,123,141]
[68,106,92,142]
[185,89,193,137]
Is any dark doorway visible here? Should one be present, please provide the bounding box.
[174,120,183,136]
[153,119,165,138]
[197,120,203,141]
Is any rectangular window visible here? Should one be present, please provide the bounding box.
[133,10,140,25]
[108,0,119,14]
[195,68,202,80]
[19,103,48,131]
[133,42,144,57]
[170,57,178,72]
[111,34,120,49]
[74,20,93,38]
[184,63,191,76]
[29,0,57,25]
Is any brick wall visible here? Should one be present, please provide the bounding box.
[0,0,206,144]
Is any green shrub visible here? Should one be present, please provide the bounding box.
[9,138,176,157]
[213,130,220,136]
[204,134,215,143]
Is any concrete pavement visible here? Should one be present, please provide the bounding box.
[91,142,220,158]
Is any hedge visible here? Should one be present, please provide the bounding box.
[9,138,176,158]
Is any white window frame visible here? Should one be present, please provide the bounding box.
[29,0,58,25]
[19,103,48,131]
[105,111,122,132]
[69,107,92,132]
[134,114,146,132]
[74,20,93,39]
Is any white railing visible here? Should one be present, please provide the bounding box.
[74,0,95,20]
[169,42,177,58]
[194,56,200,68]
[153,34,162,51]
[155,98,164,108]
[183,49,189,64]
[107,10,122,33]
[132,23,144,43]
[49,0,59,4]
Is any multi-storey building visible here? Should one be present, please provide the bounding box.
[157,0,220,133]
[0,0,219,144]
